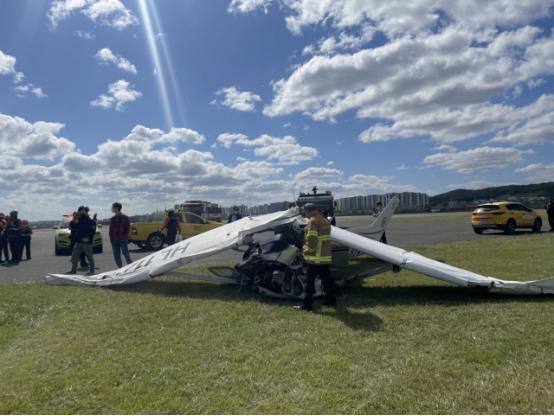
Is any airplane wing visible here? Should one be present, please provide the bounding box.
[331,226,554,295]
[44,208,300,286]
[46,206,554,295]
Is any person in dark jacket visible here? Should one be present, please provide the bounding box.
[160,210,181,246]
[109,202,132,268]
[0,212,9,263]
[372,201,388,244]
[20,220,32,260]
[228,206,242,223]
[68,209,96,274]
[547,197,554,232]
[6,210,22,264]
[69,211,88,268]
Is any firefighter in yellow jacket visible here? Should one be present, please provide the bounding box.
[298,203,336,311]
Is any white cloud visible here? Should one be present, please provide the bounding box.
[75,30,95,39]
[48,0,138,30]
[446,180,508,190]
[91,79,142,111]
[123,125,205,145]
[239,0,554,37]
[14,84,47,98]
[0,113,418,220]
[303,27,375,56]
[265,26,554,122]
[0,49,47,98]
[351,93,554,147]
[295,166,343,180]
[0,50,16,76]
[216,133,318,165]
[228,2,554,153]
[262,21,554,153]
[0,114,74,160]
[515,163,554,183]
[234,160,283,179]
[212,86,262,112]
[423,146,528,174]
[228,0,271,14]
[95,48,137,74]
[13,71,25,83]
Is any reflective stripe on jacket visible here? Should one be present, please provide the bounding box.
[303,213,332,265]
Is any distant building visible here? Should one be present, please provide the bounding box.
[220,192,429,218]
[222,201,289,219]
[335,192,429,214]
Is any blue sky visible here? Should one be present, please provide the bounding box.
[1,0,554,220]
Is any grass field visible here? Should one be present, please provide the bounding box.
[1,233,554,414]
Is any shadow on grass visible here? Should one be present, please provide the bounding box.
[109,278,552,333]
[343,284,553,308]
[110,279,385,332]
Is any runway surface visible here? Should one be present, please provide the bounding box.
[1,211,547,284]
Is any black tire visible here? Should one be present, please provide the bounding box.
[473,228,484,234]
[505,219,516,234]
[147,232,165,250]
[532,218,542,233]
[55,244,62,256]
[94,245,103,253]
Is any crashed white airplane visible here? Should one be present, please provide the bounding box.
[45,197,554,296]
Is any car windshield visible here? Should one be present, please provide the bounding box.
[475,205,501,213]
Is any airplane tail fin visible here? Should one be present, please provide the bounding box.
[349,196,399,240]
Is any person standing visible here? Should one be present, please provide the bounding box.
[6,210,22,264]
[297,203,336,311]
[0,213,9,264]
[228,206,242,223]
[546,197,554,232]
[20,220,32,260]
[372,201,388,244]
[68,209,96,275]
[161,210,181,246]
[109,202,132,268]
[69,210,88,269]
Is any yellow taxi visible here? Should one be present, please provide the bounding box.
[129,211,222,250]
[471,202,542,234]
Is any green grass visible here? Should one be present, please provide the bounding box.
[1,233,554,414]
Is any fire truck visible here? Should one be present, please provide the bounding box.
[296,186,336,225]
[174,200,222,222]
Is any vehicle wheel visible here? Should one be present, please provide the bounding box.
[532,218,542,233]
[473,228,484,234]
[55,244,62,256]
[147,232,165,250]
[505,219,516,234]
[96,245,103,253]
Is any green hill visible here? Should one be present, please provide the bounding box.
[430,182,554,207]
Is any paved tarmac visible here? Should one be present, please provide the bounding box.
[0,211,547,284]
